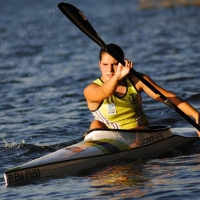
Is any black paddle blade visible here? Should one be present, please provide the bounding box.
[57,2,125,66]
[58,3,105,48]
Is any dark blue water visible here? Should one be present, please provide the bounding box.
[1,0,200,199]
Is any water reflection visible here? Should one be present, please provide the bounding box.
[91,163,146,186]
[84,154,200,199]
[87,160,149,198]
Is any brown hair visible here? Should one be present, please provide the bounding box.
[99,43,124,61]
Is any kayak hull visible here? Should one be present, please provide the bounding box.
[4,126,198,186]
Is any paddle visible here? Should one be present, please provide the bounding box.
[57,2,200,132]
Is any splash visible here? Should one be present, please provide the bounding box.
[2,138,25,149]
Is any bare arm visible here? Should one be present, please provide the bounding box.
[134,74,200,134]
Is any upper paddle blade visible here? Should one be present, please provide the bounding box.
[58,3,105,48]
[58,2,125,66]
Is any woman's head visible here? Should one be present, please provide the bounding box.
[98,44,125,82]
[99,44,124,61]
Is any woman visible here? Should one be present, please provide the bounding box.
[84,44,200,134]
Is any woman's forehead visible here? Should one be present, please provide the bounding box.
[101,53,117,62]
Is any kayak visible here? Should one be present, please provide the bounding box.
[4,126,198,186]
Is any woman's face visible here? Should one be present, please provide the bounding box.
[99,52,118,82]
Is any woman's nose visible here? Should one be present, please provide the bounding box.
[108,64,114,72]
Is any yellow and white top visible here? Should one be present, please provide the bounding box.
[91,76,150,129]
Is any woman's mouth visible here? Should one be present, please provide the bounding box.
[107,74,114,78]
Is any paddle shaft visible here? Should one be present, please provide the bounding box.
[58,3,200,131]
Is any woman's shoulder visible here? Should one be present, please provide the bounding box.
[84,78,102,93]
[93,78,103,85]
[127,71,149,92]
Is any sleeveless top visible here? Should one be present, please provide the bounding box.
[90,75,150,129]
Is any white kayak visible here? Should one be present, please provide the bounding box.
[4,126,199,186]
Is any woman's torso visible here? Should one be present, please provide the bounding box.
[90,75,150,129]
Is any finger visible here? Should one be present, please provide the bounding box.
[124,59,133,68]
[128,61,132,68]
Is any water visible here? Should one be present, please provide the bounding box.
[1,0,200,199]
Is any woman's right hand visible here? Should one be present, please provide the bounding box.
[114,59,133,80]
